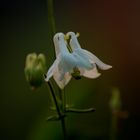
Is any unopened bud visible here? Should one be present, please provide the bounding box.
[24,53,46,89]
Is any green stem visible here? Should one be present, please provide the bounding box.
[47,0,56,58]
[62,88,66,112]
[47,82,66,139]
[47,81,61,117]
[47,0,56,36]
[62,89,67,139]
[61,116,67,140]
[110,113,117,140]
[61,89,67,139]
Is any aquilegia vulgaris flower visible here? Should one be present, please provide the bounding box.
[45,32,112,89]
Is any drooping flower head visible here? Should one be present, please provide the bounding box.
[45,32,112,89]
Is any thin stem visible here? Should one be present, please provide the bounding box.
[47,0,56,35]
[61,88,67,139]
[47,81,61,117]
[62,88,66,112]
[47,82,66,139]
[61,117,67,140]
[47,0,56,61]
[62,88,66,139]
[110,113,117,140]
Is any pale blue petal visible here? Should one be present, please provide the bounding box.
[82,49,112,70]
[58,54,77,73]
[67,32,81,50]
[53,33,61,58]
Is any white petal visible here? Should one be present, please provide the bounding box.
[45,59,59,81]
[80,66,101,79]
[45,63,55,81]
[53,33,60,57]
[53,33,70,58]
[50,54,73,89]
[53,71,72,89]
[82,49,112,70]
[46,56,72,89]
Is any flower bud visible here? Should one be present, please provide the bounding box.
[24,53,46,89]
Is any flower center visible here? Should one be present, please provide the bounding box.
[71,67,81,80]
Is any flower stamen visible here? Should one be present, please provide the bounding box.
[76,32,80,37]
[71,67,81,80]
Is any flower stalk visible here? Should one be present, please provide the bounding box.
[47,81,67,139]
[47,0,56,35]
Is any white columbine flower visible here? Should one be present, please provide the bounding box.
[66,31,112,78]
[45,32,112,89]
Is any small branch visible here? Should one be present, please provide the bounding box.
[66,108,96,113]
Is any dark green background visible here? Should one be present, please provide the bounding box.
[1,0,140,140]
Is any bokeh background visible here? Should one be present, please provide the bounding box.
[1,0,140,140]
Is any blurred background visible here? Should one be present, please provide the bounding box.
[1,0,140,140]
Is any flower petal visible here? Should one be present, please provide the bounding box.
[45,57,60,81]
[66,32,81,50]
[82,49,112,70]
[73,50,93,70]
[53,70,72,89]
[80,67,101,79]
[53,33,62,58]
[67,32,112,70]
